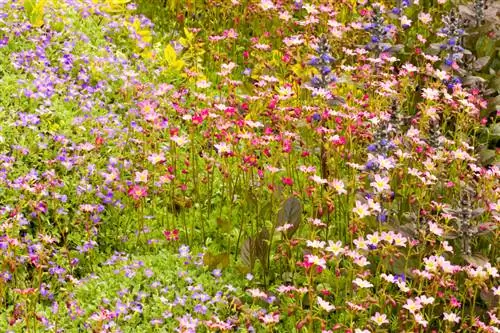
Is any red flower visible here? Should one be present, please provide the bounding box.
[163,229,179,241]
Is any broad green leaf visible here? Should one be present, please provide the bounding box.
[164,44,178,64]
[463,253,489,267]
[277,196,302,238]
[240,237,254,270]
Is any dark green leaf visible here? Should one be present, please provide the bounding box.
[474,222,497,236]
[479,149,496,165]
[216,217,232,234]
[277,196,302,238]
[203,251,230,270]
[462,253,489,267]
[473,56,491,71]
[480,288,499,309]
[443,231,459,240]
[240,237,255,269]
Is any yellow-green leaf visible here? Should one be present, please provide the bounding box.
[164,44,178,64]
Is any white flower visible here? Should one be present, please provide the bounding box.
[417,295,435,305]
[354,329,371,333]
[247,288,267,298]
[309,175,328,184]
[171,135,190,147]
[353,278,373,288]
[317,296,335,312]
[352,201,370,218]
[414,313,428,327]
[325,240,344,256]
[305,255,326,269]
[403,298,422,314]
[442,240,454,252]
[397,281,410,292]
[400,15,412,27]
[443,312,460,324]
[214,142,232,155]
[370,174,390,193]
[366,232,381,246]
[418,12,432,24]
[134,170,148,183]
[259,0,275,11]
[422,88,440,100]
[428,222,443,236]
[329,179,347,194]
[306,240,326,249]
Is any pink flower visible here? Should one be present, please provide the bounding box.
[450,296,461,308]
[128,185,148,200]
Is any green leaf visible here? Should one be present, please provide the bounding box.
[475,36,495,58]
[24,0,46,27]
[478,149,496,166]
[203,251,230,270]
[164,44,178,64]
[216,217,232,234]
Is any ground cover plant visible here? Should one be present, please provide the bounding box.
[0,0,499,331]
